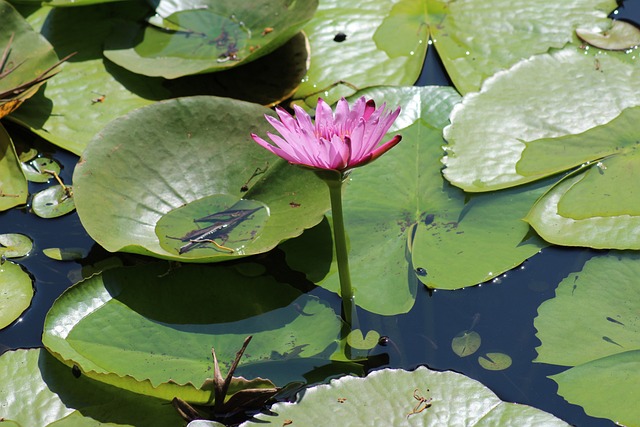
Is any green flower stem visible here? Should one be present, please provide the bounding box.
[325,177,354,323]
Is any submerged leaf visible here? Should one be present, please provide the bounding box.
[451,330,481,357]
[478,352,512,371]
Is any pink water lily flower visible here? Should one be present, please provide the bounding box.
[251,97,402,173]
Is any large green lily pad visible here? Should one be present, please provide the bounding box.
[534,252,640,426]
[283,86,548,315]
[10,4,168,155]
[0,260,33,330]
[294,0,615,107]
[242,366,570,426]
[521,106,640,248]
[0,348,184,426]
[443,47,640,192]
[104,0,317,78]
[43,262,344,404]
[73,96,329,262]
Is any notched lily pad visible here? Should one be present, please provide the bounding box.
[577,20,640,50]
[346,329,380,350]
[156,196,269,257]
[31,185,75,218]
[0,233,33,258]
[451,330,481,357]
[478,352,512,371]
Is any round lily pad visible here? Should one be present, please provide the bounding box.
[451,330,481,357]
[0,233,33,258]
[31,185,75,218]
[0,260,33,330]
[73,96,329,262]
[478,352,512,371]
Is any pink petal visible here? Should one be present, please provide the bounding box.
[315,98,334,138]
[251,133,300,164]
[349,135,402,169]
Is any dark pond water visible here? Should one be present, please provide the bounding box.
[2,4,640,425]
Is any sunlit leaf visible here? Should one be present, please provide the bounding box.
[31,185,75,218]
[534,252,640,426]
[0,348,184,426]
[0,233,33,258]
[451,330,481,357]
[0,260,33,330]
[478,352,512,371]
[73,96,329,262]
[443,47,640,192]
[295,0,616,107]
[21,156,61,183]
[43,262,345,404]
[242,367,570,426]
[520,106,640,248]
[577,20,640,50]
[104,0,317,78]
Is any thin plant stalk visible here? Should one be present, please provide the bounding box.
[325,177,354,324]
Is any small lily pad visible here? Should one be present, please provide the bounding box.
[0,233,33,258]
[346,329,380,350]
[31,185,75,218]
[0,260,33,330]
[577,20,640,50]
[451,330,481,357]
[42,247,86,261]
[21,157,61,183]
[478,352,512,371]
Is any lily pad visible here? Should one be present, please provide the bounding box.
[478,352,512,371]
[0,233,33,257]
[0,259,33,330]
[0,1,62,118]
[534,253,640,425]
[73,96,329,262]
[31,185,75,218]
[451,330,481,357]
[520,106,640,248]
[0,124,27,210]
[346,329,380,350]
[42,247,86,261]
[577,19,640,50]
[10,4,169,155]
[294,0,616,107]
[43,262,344,404]
[21,156,61,183]
[443,47,640,192]
[104,0,317,78]
[282,86,548,315]
[0,348,184,426]
[242,366,570,426]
